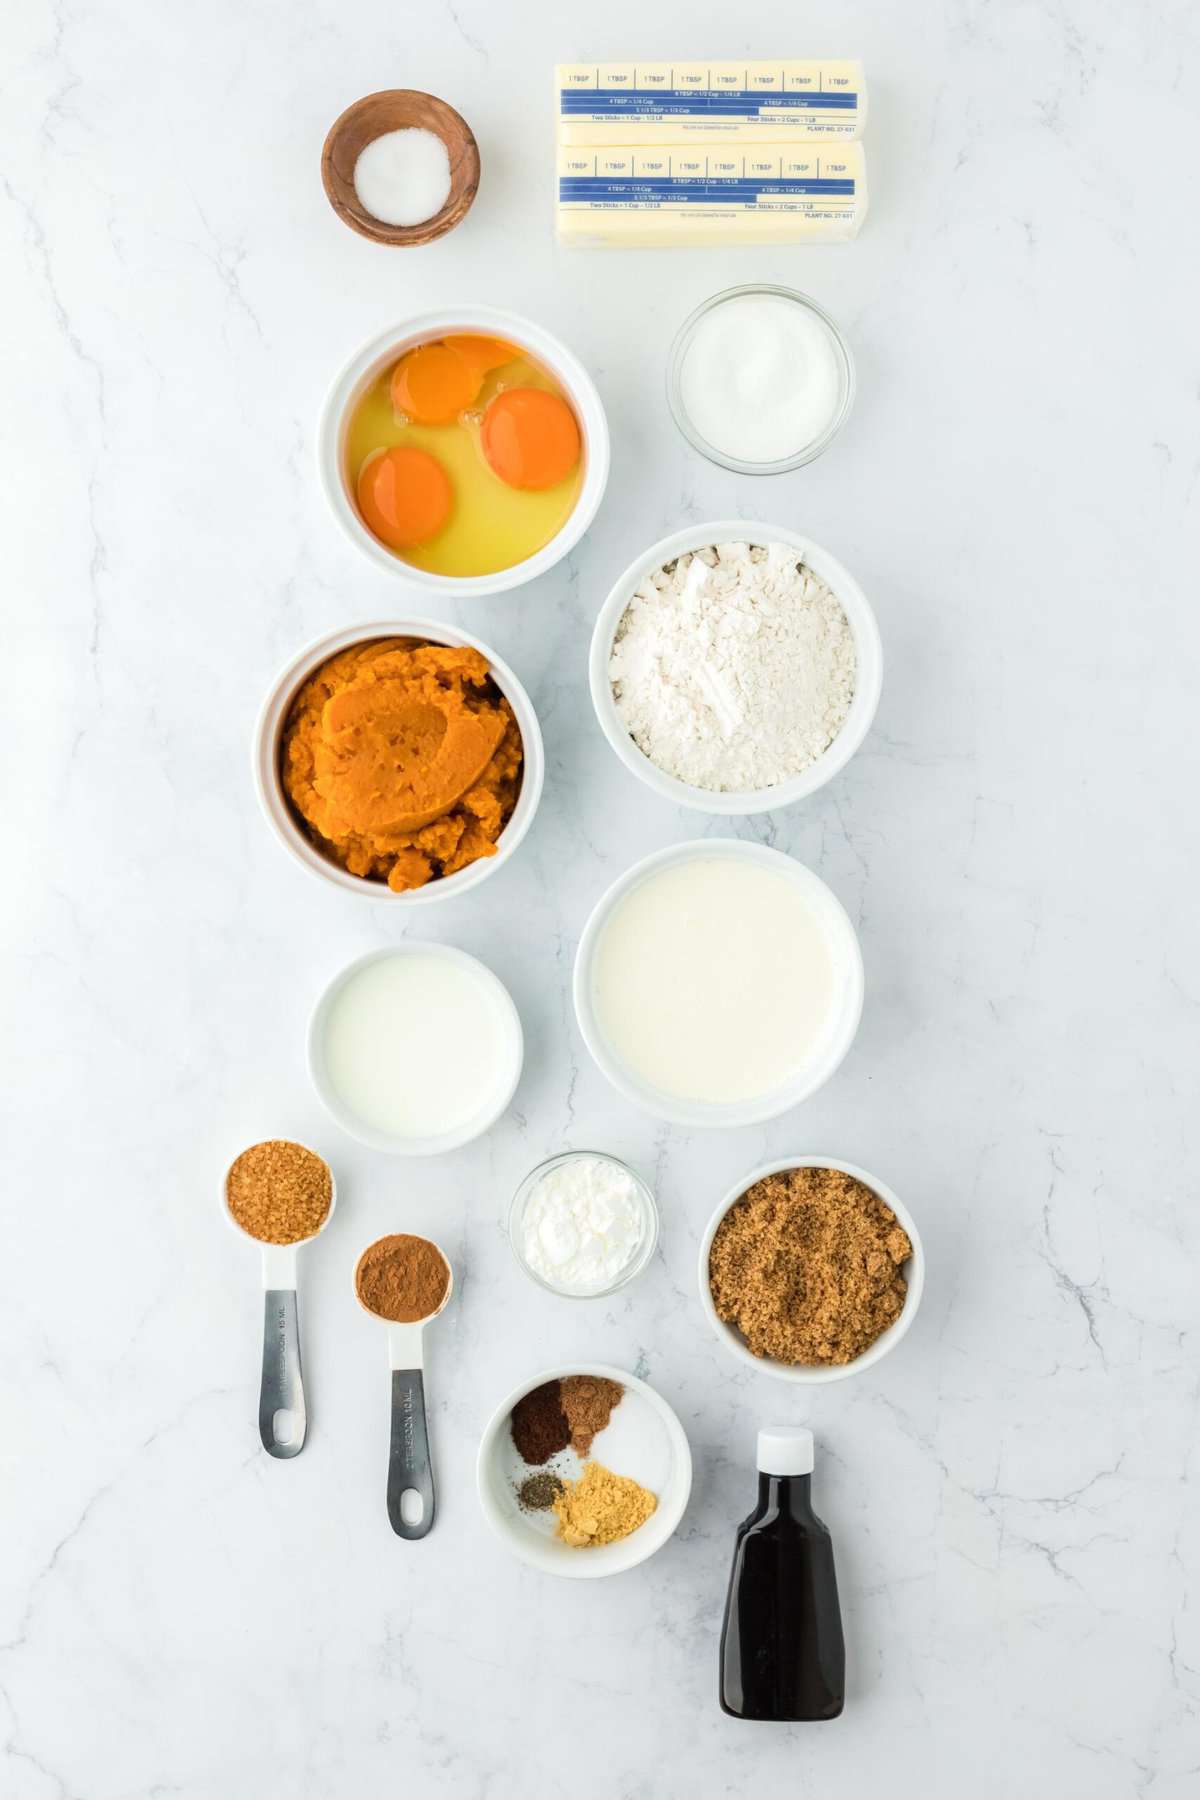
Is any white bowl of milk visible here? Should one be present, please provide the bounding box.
[309,945,523,1154]
[573,840,863,1129]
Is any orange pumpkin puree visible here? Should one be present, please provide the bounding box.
[281,639,523,893]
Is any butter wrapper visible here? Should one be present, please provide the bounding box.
[556,143,867,247]
[557,61,866,145]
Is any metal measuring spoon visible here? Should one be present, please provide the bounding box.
[354,1235,453,1539]
[221,1143,337,1459]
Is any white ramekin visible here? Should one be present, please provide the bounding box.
[573,839,864,1129]
[698,1157,925,1384]
[308,944,523,1156]
[589,521,882,815]
[253,618,545,904]
[317,308,610,596]
[476,1363,692,1578]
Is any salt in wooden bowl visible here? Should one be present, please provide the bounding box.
[321,89,480,247]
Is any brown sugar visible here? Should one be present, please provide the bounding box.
[225,1140,332,1245]
[708,1166,912,1365]
[355,1234,450,1322]
[281,639,523,894]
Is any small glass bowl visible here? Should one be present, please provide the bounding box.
[666,283,856,475]
[507,1151,659,1299]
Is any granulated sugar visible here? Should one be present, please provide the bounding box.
[609,542,856,793]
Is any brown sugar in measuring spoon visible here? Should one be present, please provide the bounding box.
[222,1140,337,1460]
[354,1234,453,1539]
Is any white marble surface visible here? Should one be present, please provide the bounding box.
[3,2,1199,1794]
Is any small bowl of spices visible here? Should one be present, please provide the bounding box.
[476,1363,692,1577]
[221,1139,337,1457]
[698,1158,924,1384]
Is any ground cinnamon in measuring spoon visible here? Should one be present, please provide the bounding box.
[355,1234,450,1322]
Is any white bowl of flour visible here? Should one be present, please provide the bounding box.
[589,522,881,814]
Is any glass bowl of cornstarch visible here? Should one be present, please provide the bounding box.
[508,1151,658,1298]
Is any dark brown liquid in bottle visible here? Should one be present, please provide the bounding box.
[719,1472,845,1721]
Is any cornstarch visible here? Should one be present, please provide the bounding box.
[609,542,857,793]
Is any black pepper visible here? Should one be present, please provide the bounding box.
[517,1471,564,1513]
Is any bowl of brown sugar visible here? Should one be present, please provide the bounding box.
[698,1158,924,1384]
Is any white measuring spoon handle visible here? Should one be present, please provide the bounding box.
[260,1245,305,1459]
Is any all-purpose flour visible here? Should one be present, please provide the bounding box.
[609,543,857,793]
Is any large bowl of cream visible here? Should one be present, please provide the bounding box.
[573,840,863,1128]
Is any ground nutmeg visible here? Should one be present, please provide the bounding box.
[559,1375,623,1454]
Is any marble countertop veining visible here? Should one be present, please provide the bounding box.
[3,1,1199,1796]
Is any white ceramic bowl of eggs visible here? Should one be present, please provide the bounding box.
[589,520,882,815]
[318,306,610,597]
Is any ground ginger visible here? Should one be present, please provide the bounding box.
[552,1461,657,1548]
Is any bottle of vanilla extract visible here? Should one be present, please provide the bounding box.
[719,1427,846,1721]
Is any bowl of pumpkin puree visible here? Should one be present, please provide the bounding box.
[254,623,543,901]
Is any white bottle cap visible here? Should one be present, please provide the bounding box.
[757,1426,815,1476]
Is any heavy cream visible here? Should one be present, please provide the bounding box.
[591,856,836,1105]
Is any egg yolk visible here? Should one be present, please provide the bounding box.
[391,344,483,424]
[356,446,452,548]
[442,335,520,377]
[481,388,581,491]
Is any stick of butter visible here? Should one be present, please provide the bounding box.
[556,144,867,247]
[557,61,866,145]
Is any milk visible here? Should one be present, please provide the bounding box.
[320,951,514,1140]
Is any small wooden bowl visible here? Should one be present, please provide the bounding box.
[321,90,480,247]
